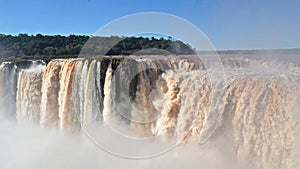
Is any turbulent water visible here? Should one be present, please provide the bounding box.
[0,55,300,169]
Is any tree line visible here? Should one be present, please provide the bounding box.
[0,34,194,63]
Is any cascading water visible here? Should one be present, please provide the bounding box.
[0,55,299,169]
[40,60,62,127]
[16,65,45,124]
[57,60,79,131]
[0,62,17,119]
[102,63,113,124]
[83,60,102,127]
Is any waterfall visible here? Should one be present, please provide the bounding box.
[83,60,102,127]
[40,60,62,127]
[153,72,181,137]
[0,56,299,169]
[58,60,79,132]
[102,63,113,124]
[16,66,45,124]
[0,62,17,118]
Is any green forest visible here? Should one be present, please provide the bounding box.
[0,34,194,63]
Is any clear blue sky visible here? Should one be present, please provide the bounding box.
[0,0,299,50]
